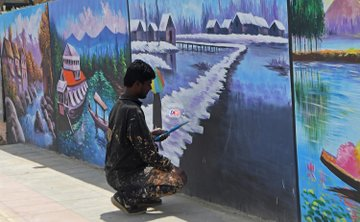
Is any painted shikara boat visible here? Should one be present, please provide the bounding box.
[57,43,88,122]
[320,150,360,191]
[88,92,108,133]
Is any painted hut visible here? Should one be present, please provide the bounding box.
[254,16,269,35]
[233,12,258,35]
[130,19,146,41]
[159,14,176,45]
[148,23,158,41]
[206,19,220,34]
[220,19,233,34]
[269,20,285,37]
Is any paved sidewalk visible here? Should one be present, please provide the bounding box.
[0,144,263,222]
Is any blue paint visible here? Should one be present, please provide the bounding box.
[229,44,292,107]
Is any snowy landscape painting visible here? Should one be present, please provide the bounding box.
[292,0,360,221]
[129,0,298,220]
[49,0,130,166]
[0,4,55,148]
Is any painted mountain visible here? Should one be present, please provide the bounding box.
[13,29,42,65]
[325,0,360,34]
[66,25,127,55]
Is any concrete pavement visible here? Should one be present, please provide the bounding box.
[0,144,266,222]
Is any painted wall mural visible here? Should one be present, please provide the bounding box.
[291,0,360,221]
[129,0,298,221]
[0,4,55,147]
[48,0,130,166]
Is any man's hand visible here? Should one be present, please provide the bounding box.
[151,128,168,141]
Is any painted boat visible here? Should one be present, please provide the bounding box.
[88,92,108,133]
[320,150,360,191]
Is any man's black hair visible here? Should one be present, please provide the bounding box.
[124,60,155,87]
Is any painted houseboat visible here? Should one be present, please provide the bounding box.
[57,43,88,121]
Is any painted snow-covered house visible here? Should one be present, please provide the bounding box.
[254,16,269,35]
[159,14,176,45]
[233,12,258,35]
[269,20,285,37]
[221,19,233,34]
[206,19,220,34]
[57,43,88,120]
[130,19,146,41]
[148,23,158,41]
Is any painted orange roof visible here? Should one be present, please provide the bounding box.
[63,69,86,86]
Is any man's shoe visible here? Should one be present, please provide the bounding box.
[138,198,162,207]
[111,194,147,214]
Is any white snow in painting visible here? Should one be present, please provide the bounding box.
[177,33,288,44]
[142,45,247,166]
[131,41,179,53]
[132,53,171,70]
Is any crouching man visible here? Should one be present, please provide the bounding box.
[105,60,187,214]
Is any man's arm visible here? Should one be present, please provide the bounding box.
[127,109,174,172]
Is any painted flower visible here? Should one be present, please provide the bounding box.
[336,142,360,178]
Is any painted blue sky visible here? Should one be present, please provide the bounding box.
[174,0,287,18]
[49,0,128,40]
[130,0,288,28]
[0,4,44,42]
[131,0,287,18]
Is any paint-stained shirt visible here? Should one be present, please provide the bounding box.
[105,94,173,180]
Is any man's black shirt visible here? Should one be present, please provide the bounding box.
[105,95,173,180]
